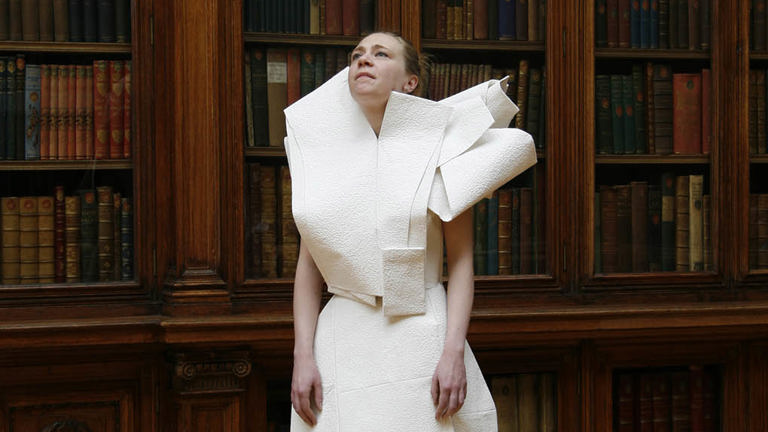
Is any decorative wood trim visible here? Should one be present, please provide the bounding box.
[171,351,252,395]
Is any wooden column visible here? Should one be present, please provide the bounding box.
[154,0,244,314]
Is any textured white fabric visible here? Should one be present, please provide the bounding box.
[284,68,536,317]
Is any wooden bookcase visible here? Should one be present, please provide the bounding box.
[1,0,768,431]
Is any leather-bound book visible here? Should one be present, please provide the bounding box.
[661,172,676,271]
[112,192,121,280]
[47,63,58,159]
[498,0,516,40]
[703,194,712,271]
[79,189,98,282]
[675,175,690,272]
[64,195,81,282]
[313,49,324,89]
[96,186,114,281]
[527,68,541,139]
[472,0,487,39]
[688,174,704,271]
[39,0,54,41]
[1,59,11,159]
[701,68,711,154]
[631,181,649,272]
[670,371,691,431]
[600,185,618,273]
[466,0,473,40]
[97,0,116,42]
[651,373,672,431]
[56,65,68,159]
[653,64,673,154]
[700,0,710,49]
[519,187,533,274]
[672,72,701,154]
[85,65,94,158]
[83,0,97,41]
[615,184,632,272]
[19,196,39,284]
[759,194,768,269]
[93,60,109,159]
[647,184,662,271]
[423,0,437,38]
[515,59,529,129]
[1,197,21,284]
[640,0,649,48]
[325,0,342,34]
[21,0,40,40]
[528,0,537,41]
[68,0,84,41]
[689,0,700,49]
[610,74,624,154]
[497,188,512,275]
[678,0,689,48]
[436,0,447,39]
[669,0,678,48]
[75,65,87,159]
[54,186,66,282]
[120,197,132,280]
[607,0,618,47]
[596,0,608,47]
[487,0,497,39]
[473,199,488,275]
[286,48,300,106]
[53,0,69,41]
[622,74,636,154]
[309,0,320,34]
[249,48,268,147]
[596,75,612,154]
[66,65,76,159]
[14,55,24,160]
[510,188,520,274]
[108,60,124,159]
[618,0,630,47]
[342,0,359,35]
[115,0,130,42]
[632,64,646,153]
[24,64,41,160]
[645,62,655,153]
[266,48,287,147]
[259,165,278,278]
[38,195,55,283]
[486,190,498,275]
[247,163,262,278]
[279,166,299,277]
[5,58,16,159]
[455,0,465,40]
[299,49,315,97]
[0,0,8,40]
[515,0,527,40]
[122,60,130,158]
[750,194,759,269]
[8,0,21,40]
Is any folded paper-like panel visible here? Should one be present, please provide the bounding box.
[381,247,426,316]
[441,77,519,129]
[438,96,494,166]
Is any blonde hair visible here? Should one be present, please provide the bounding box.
[360,32,432,97]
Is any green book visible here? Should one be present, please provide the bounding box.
[610,74,624,155]
[596,74,612,154]
[79,188,98,282]
[632,64,647,154]
[622,74,636,154]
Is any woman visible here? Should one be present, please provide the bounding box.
[284,32,536,431]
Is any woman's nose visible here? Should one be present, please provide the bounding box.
[356,52,373,66]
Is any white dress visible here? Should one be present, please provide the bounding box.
[284,68,536,432]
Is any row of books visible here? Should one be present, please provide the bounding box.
[3,57,132,161]
[0,186,133,285]
[491,372,556,432]
[614,366,718,432]
[748,69,768,154]
[596,65,712,156]
[751,0,768,51]
[749,194,768,270]
[595,175,712,274]
[0,0,131,42]
[427,60,546,149]
[244,0,375,36]
[473,177,545,276]
[595,0,711,50]
[246,162,297,279]
[422,0,547,42]
[244,47,348,148]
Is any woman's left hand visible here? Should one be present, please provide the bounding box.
[431,348,467,421]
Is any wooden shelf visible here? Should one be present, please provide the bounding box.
[0,160,133,171]
[243,32,360,46]
[595,154,710,164]
[751,155,768,163]
[595,48,711,60]
[422,39,545,52]
[750,52,768,61]
[0,41,131,54]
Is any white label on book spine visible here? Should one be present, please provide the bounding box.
[267,62,287,84]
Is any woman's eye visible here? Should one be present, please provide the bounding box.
[351,53,361,60]
[375,51,388,57]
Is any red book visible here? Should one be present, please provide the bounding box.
[75,65,87,159]
[325,0,342,35]
[40,64,50,160]
[342,0,359,35]
[108,60,124,159]
[66,65,76,159]
[607,0,619,47]
[286,48,301,106]
[618,0,631,47]
[473,0,487,39]
[54,185,66,282]
[672,72,702,154]
[701,68,711,154]
[85,65,94,159]
[123,61,131,159]
[57,65,68,159]
[93,60,110,159]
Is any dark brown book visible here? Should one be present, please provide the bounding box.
[653,64,673,155]
[675,175,690,272]
[64,195,80,282]
[645,62,655,154]
[75,65,87,159]
[0,0,8,40]
[423,0,437,38]
[669,0,678,48]
[600,185,618,273]
[616,184,632,272]
[79,189,98,282]
[688,0,699,49]
[1,197,21,284]
[66,65,76,159]
[678,0,689,48]
[688,174,704,271]
[631,181,649,272]
[260,165,278,278]
[54,186,66,283]
[97,0,115,42]
[266,49,287,147]
[38,195,55,283]
[616,373,635,432]
[436,0,447,39]
[701,68,712,154]
[516,0,528,41]
[108,60,124,159]
[749,69,759,154]
[648,185,662,271]
[8,0,21,40]
[342,0,359,35]
[53,0,68,41]
[528,0,538,41]
[19,197,38,284]
[38,0,53,41]
[473,0,487,39]
[122,61,130,158]
[618,0,631,47]
[759,194,768,269]
[750,194,759,269]
[93,60,110,159]
[96,186,114,281]
[703,194,712,271]
[115,0,130,42]
[652,373,672,432]
[515,60,529,129]
[112,192,121,280]
[607,0,619,47]
[670,371,691,431]
[247,163,262,278]
[280,166,299,277]
[672,72,701,154]
[497,188,512,275]
[21,0,40,40]
[325,0,342,34]
[519,187,532,274]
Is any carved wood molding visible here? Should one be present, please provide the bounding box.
[171,351,252,395]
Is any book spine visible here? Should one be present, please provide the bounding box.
[646,63,655,153]
[69,0,84,41]
[675,175,690,271]
[0,58,7,160]
[659,0,669,47]
[120,197,133,280]
[108,60,124,159]
[6,58,16,159]
[616,373,635,432]
[259,165,278,278]
[652,374,672,432]
[299,49,315,97]
[610,74,625,154]
[640,0,649,47]
[8,0,21,40]
[280,166,299,277]
[650,0,659,47]
[1,197,21,284]
[75,65,87,159]
[631,0,640,47]
[122,61,130,158]
[251,48,268,147]
[266,48,287,147]
[669,0,678,48]
[14,55,24,160]
[661,172,676,271]
[474,0,488,39]
[325,0,342,34]
[633,64,647,153]
[486,191,499,275]
[631,181,649,272]
[519,187,533,274]
[616,184,632,272]
[66,65,76,158]
[671,371,691,430]
[115,0,130,42]
[21,0,40,40]
[688,0,699,49]
[527,68,541,140]
[511,188,520,274]
[19,196,39,284]
[83,0,97,41]
[79,189,98,282]
[85,65,94,158]
[93,60,109,159]
[516,0,528,40]
[700,0,710,49]
[39,0,53,41]
[24,64,41,160]
[596,0,608,47]
[653,64,673,154]
[497,188,512,275]
[244,50,255,148]
[515,59,529,129]
[672,72,702,154]
[528,0,537,41]
[600,185,618,273]
[112,192,121,280]
[96,186,114,281]
[97,0,116,42]
[622,74,636,154]
[498,0,516,40]
[52,0,69,41]
[647,184,662,271]
[56,65,67,159]
[0,0,8,40]
[689,174,704,271]
[65,195,81,282]
[54,186,66,282]
[47,63,58,159]
[37,196,55,283]
[619,0,631,47]
[678,0,689,48]
[487,0,497,39]
[342,0,359,35]
[247,163,262,278]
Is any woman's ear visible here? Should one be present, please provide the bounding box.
[403,75,419,94]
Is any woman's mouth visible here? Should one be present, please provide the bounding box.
[356,72,375,80]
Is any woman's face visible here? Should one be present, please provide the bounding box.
[348,33,417,107]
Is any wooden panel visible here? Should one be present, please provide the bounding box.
[176,397,240,432]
